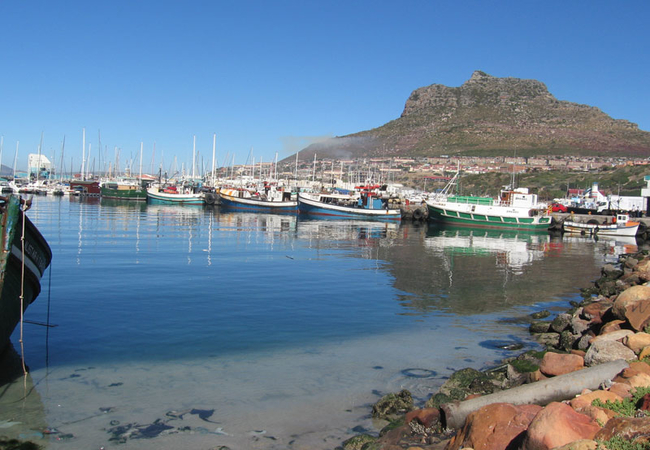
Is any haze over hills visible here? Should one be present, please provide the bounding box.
[295,71,650,161]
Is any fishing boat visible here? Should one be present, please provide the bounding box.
[562,213,640,237]
[100,179,148,201]
[0,195,52,353]
[219,186,297,213]
[424,171,551,230]
[297,191,401,221]
[146,185,209,205]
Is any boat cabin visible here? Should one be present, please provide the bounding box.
[499,188,539,208]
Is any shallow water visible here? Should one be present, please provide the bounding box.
[2,196,634,448]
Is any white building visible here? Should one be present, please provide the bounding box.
[28,153,52,175]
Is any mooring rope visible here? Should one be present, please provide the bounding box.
[19,198,28,383]
[46,257,52,369]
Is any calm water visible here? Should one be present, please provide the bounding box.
[2,196,635,449]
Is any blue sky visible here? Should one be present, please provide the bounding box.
[1,1,648,174]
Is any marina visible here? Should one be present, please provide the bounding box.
[1,195,642,449]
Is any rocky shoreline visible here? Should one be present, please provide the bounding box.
[341,243,650,450]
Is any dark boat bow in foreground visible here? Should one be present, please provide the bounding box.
[0,195,52,353]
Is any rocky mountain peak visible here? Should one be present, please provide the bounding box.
[296,71,650,160]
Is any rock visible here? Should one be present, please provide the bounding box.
[446,403,542,450]
[612,285,650,331]
[608,382,632,399]
[640,346,650,359]
[577,333,594,351]
[595,417,650,447]
[531,310,551,320]
[549,439,597,450]
[633,258,650,281]
[569,390,623,411]
[590,329,634,344]
[624,257,639,270]
[581,301,613,325]
[435,367,497,400]
[623,332,650,353]
[535,332,560,347]
[559,331,580,351]
[527,369,548,383]
[342,433,377,450]
[584,339,637,366]
[551,314,572,333]
[626,372,650,389]
[570,317,590,335]
[522,402,601,450]
[598,319,626,334]
[372,390,413,419]
[530,321,552,334]
[629,361,650,376]
[602,263,622,276]
[539,352,584,377]
[577,405,616,426]
[405,408,440,428]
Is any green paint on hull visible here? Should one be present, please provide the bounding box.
[101,187,147,200]
[427,205,550,231]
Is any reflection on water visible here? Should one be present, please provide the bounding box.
[0,345,47,444]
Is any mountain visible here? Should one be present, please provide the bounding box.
[296,71,650,160]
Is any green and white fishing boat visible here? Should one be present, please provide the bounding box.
[0,195,52,353]
[425,172,552,231]
[100,179,148,201]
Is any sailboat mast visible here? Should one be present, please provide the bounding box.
[13,141,18,179]
[81,128,86,180]
[211,133,216,187]
[139,142,143,180]
[192,135,196,179]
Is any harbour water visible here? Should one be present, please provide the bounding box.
[2,196,636,449]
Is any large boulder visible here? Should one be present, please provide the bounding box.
[446,402,542,450]
[595,417,650,447]
[584,340,637,366]
[523,402,601,450]
[569,390,623,411]
[612,285,650,331]
[633,258,650,282]
[539,352,584,377]
[581,301,613,325]
[549,440,598,450]
[371,389,413,419]
[623,332,650,353]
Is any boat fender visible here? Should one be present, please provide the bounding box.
[412,208,424,221]
[529,209,536,217]
[205,193,216,205]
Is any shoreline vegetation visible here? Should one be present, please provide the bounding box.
[341,241,650,450]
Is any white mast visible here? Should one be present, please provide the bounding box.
[60,136,65,181]
[13,141,18,179]
[211,133,216,186]
[139,141,143,180]
[81,127,86,180]
[312,153,316,181]
[274,152,278,181]
[36,131,43,183]
[0,136,3,177]
[192,135,196,179]
[87,143,91,180]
